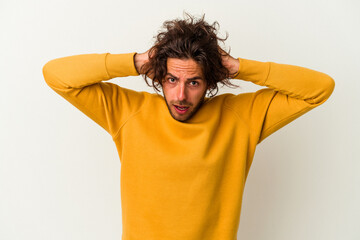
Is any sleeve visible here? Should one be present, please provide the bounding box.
[225,57,335,144]
[42,52,147,138]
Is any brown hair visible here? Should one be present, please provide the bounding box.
[140,12,237,97]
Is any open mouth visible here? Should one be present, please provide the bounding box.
[173,105,190,114]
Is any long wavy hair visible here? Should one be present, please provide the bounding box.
[140,12,237,97]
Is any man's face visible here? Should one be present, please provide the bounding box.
[162,58,208,122]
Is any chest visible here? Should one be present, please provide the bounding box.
[116,111,251,172]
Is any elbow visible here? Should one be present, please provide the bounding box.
[42,60,62,89]
[42,60,53,86]
[323,74,335,101]
[308,74,335,105]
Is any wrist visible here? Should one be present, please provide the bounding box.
[224,56,240,78]
[134,52,148,74]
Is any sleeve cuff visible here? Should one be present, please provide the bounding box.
[233,58,271,86]
[105,52,140,78]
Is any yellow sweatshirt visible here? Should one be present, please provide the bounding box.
[42,52,335,240]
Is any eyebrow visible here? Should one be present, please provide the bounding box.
[166,73,203,81]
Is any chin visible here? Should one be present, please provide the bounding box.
[172,114,189,122]
[174,111,197,122]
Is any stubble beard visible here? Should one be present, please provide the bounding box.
[163,92,207,122]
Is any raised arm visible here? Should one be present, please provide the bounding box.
[42,52,147,138]
[222,51,335,143]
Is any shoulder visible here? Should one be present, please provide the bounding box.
[222,89,276,110]
[204,92,253,109]
[208,91,275,121]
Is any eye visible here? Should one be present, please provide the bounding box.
[189,81,199,86]
[168,78,176,83]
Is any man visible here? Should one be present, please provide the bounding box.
[43,13,335,240]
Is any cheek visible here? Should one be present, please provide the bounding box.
[196,87,207,98]
[162,86,173,100]
[190,90,206,104]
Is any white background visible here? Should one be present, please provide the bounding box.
[1,0,359,239]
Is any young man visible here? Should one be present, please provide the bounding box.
[43,13,335,240]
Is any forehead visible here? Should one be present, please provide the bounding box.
[167,58,204,77]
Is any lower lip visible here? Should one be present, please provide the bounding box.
[174,105,189,114]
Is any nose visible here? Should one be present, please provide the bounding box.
[177,83,187,102]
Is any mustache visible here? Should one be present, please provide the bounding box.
[172,100,193,106]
